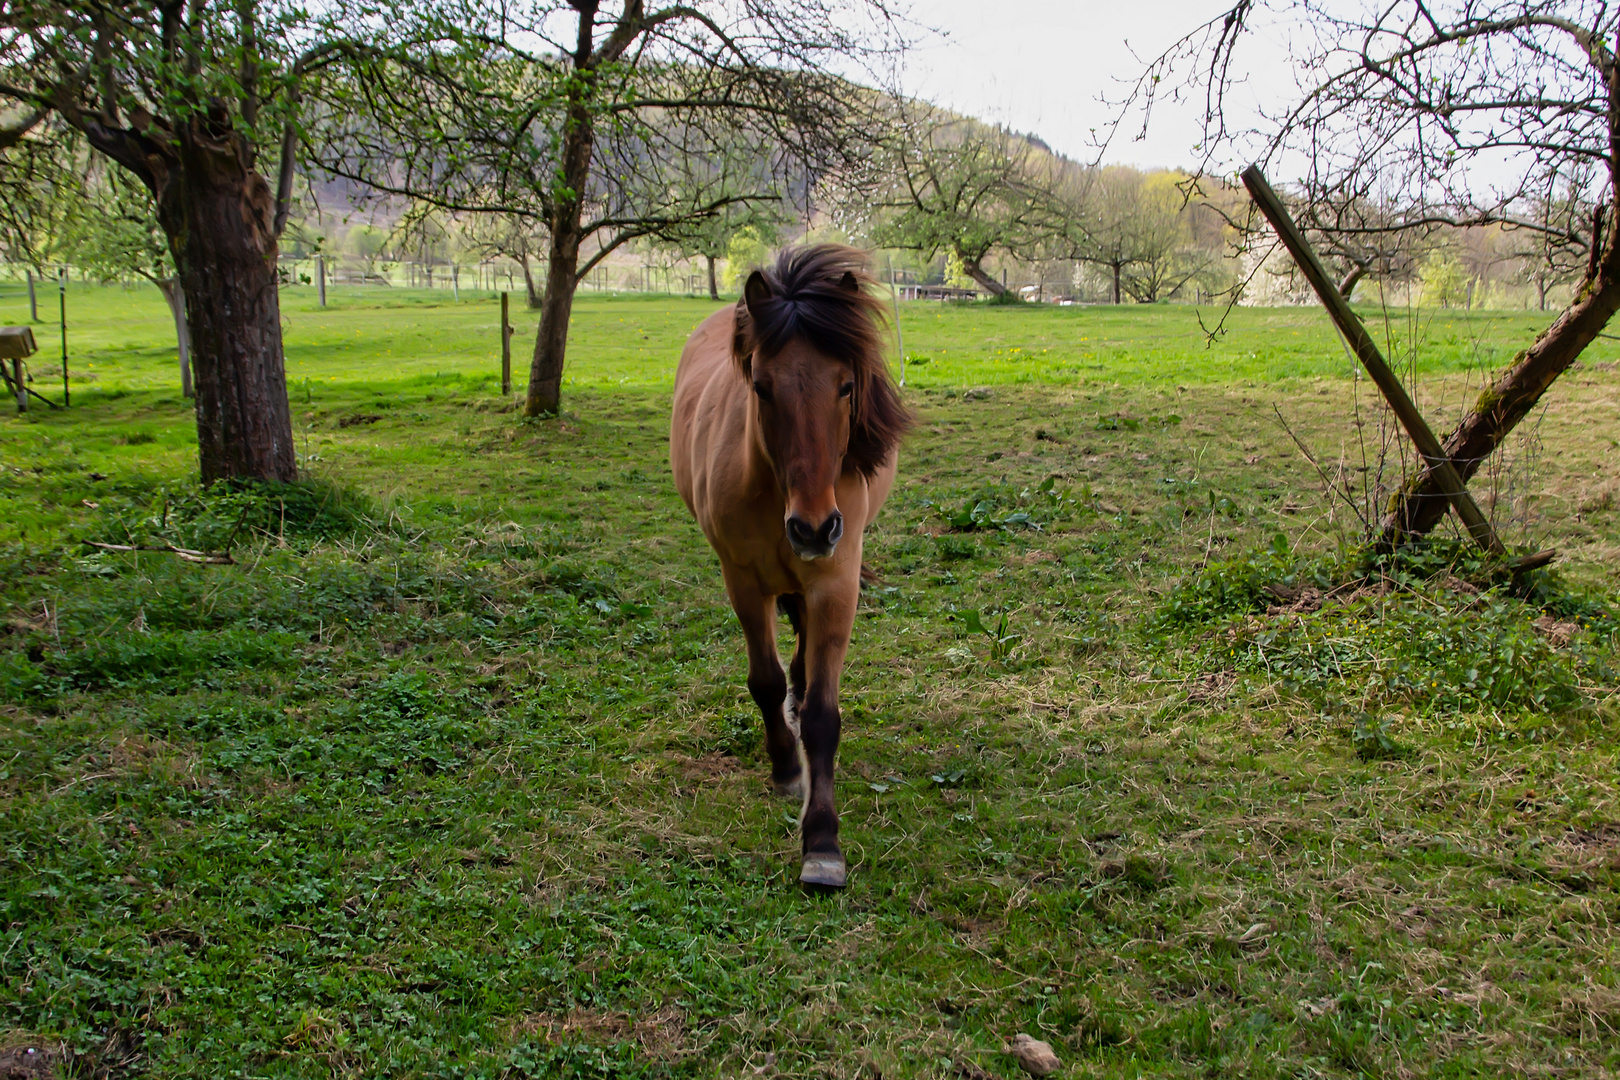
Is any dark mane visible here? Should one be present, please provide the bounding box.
[732,244,912,478]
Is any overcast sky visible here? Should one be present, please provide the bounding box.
[896,0,1249,170]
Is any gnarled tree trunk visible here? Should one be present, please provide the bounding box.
[154,122,297,483]
[706,254,719,300]
[1381,230,1620,543]
[957,249,1006,296]
[1338,260,1369,301]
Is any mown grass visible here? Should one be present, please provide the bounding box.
[2,283,1619,1078]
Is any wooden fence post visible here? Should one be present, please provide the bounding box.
[501,292,512,395]
[58,269,68,406]
[317,254,327,307]
[1240,164,1521,563]
[26,269,37,322]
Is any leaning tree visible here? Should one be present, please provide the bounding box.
[1139,0,1620,544]
[313,0,904,417]
[854,104,1055,297]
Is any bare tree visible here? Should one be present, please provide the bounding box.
[462,215,550,308]
[1057,165,1221,303]
[854,106,1052,297]
[1136,1,1620,544]
[653,147,795,301]
[313,0,904,416]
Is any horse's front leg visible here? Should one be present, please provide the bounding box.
[721,566,804,799]
[797,578,857,889]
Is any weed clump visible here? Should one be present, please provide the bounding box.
[84,477,378,554]
[1157,537,1618,717]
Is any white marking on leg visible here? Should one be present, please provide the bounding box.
[796,737,811,826]
[781,689,800,738]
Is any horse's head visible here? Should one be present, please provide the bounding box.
[734,246,911,562]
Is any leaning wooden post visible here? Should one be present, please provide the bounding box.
[500,291,512,395]
[1241,165,1509,560]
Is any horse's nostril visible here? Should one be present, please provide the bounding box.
[787,516,816,545]
[822,512,844,546]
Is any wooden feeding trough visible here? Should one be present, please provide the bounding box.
[0,325,40,413]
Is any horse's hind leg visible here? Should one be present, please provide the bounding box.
[724,568,804,798]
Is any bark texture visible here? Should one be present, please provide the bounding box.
[706,254,719,300]
[1381,236,1620,543]
[525,89,594,416]
[153,119,297,482]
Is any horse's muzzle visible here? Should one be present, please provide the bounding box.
[786,509,843,560]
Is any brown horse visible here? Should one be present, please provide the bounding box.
[670,245,910,888]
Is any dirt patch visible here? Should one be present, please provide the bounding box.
[510,1006,687,1059]
[1533,615,1582,648]
[0,1042,61,1080]
[1186,670,1236,703]
[338,413,383,428]
[670,752,744,782]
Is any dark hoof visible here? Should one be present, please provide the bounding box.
[799,853,847,889]
[773,773,805,800]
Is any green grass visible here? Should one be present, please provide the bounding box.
[2,283,1619,1078]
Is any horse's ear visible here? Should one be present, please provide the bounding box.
[838,270,859,292]
[743,270,772,314]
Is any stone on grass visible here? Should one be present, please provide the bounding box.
[1006,1033,1060,1076]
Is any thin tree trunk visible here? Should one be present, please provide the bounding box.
[525,92,594,417]
[519,253,542,309]
[1112,262,1122,305]
[1382,234,1620,543]
[155,124,297,483]
[706,253,719,300]
[156,278,193,398]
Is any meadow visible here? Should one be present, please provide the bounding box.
[2,281,1618,1079]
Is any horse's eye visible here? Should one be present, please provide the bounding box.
[753,381,772,402]
[839,381,854,399]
